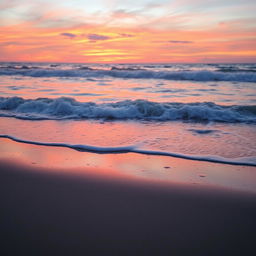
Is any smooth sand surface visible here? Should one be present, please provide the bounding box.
[1,158,256,256]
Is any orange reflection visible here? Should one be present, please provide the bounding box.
[2,74,253,105]
[0,137,256,193]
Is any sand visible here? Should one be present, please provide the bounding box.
[1,162,256,256]
[0,139,256,256]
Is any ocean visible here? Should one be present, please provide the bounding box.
[0,62,255,166]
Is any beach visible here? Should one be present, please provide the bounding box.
[1,138,256,256]
[1,0,256,253]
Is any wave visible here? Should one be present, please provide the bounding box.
[0,134,255,166]
[111,66,145,71]
[217,67,256,73]
[0,67,256,82]
[0,97,255,123]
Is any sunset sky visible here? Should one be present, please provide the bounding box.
[0,0,256,63]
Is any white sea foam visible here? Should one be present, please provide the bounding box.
[0,134,255,166]
[0,67,256,82]
[0,96,255,122]
[0,97,255,123]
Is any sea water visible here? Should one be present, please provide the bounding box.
[0,62,255,165]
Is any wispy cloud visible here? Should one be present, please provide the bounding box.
[60,32,76,38]
[119,33,134,38]
[111,9,136,19]
[168,40,193,44]
[87,34,111,41]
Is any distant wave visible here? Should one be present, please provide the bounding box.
[0,97,255,123]
[0,67,256,82]
[0,134,255,166]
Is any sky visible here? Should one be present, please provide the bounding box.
[0,0,256,63]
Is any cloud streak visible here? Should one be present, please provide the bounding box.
[168,40,193,44]
[60,32,76,38]
[87,34,111,41]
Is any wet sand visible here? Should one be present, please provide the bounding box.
[1,155,256,256]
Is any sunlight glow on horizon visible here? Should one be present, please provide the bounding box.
[0,0,256,63]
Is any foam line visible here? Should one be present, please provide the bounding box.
[0,134,255,167]
[0,134,135,153]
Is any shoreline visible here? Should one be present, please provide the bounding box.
[1,157,256,255]
[1,134,255,167]
[1,137,256,193]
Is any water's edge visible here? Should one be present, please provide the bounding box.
[1,134,255,167]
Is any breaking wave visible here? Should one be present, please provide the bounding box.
[0,67,256,82]
[0,96,255,123]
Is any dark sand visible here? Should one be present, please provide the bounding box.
[1,159,256,256]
